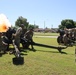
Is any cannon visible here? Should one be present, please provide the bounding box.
[4,27,67,53]
[21,38,67,53]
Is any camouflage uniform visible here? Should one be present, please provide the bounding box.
[3,27,16,51]
[63,28,75,45]
[20,28,27,38]
[24,29,34,49]
[20,28,27,48]
[13,27,22,50]
[0,33,8,52]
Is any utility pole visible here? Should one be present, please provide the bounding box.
[44,21,45,33]
[34,21,35,28]
[34,21,35,25]
[44,21,45,29]
[51,24,53,29]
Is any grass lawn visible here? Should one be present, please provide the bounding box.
[0,37,76,75]
[34,32,59,36]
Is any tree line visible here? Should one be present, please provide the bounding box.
[14,16,76,30]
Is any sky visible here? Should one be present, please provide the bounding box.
[0,0,76,28]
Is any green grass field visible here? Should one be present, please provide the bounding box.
[0,35,76,75]
[34,32,59,36]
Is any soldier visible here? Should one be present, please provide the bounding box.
[20,26,27,38]
[69,28,76,41]
[57,29,65,44]
[24,28,34,50]
[3,27,16,51]
[0,32,8,53]
[63,28,75,46]
[12,24,24,51]
[20,25,27,48]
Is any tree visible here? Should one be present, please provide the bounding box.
[74,21,76,27]
[59,19,76,29]
[34,25,39,29]
[15,16,29,28]
[28,24,39,29]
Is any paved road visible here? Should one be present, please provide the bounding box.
[34,36,58,38]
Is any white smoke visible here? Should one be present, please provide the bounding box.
[0,14,11,27]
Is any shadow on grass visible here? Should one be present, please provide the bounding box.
[60,51,67,54]
[0,51,8,57]
[20,47,67,54]
[0,53,2,57]
[29,49,37,52]
[20,53,28,56]
[36,49,67,54]
[21,47,37,52]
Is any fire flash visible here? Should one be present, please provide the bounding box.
[0,14,11,32]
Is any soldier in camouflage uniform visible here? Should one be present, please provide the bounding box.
[24,28,34,49]
[20,25,27,48]
[0,32,8,53]
[3,27,16,51]
[20,27,27,38]
[12,24,24,51]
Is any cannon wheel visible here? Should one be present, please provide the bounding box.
[57,36,63,44]
[22,42,29,49]
[20,38,30,49]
